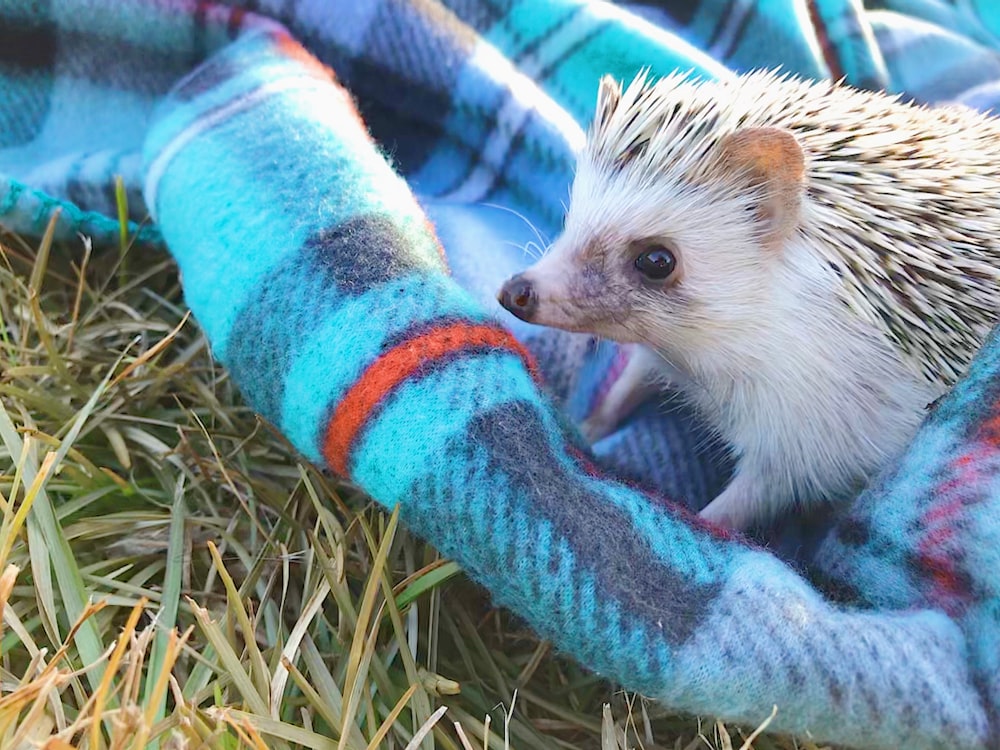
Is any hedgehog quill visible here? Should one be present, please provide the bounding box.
[497,70,1000,531]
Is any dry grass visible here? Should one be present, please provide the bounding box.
[0,211,808,750]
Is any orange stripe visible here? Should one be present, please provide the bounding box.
[273,30,337,81]
[323,323,537,476]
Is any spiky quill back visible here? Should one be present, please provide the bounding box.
[588,70,1000,385]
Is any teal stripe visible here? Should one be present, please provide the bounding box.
[351,355,540,498]
[0,174,159,246]
[483,0,729,123]
[147,67,427,356]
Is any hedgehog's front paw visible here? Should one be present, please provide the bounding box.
[698,472,768,532]
[580,344,666,444]
[698,495,743,530]
[580,411,618,443]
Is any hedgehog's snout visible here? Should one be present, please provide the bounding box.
[497,274,538,322]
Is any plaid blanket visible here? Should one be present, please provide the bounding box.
[4,1,1000,748]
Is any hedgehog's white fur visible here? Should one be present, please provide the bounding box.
[511,70,1000,530]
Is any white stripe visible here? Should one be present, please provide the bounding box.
[708,0,755,59]
[281,0,383,56]
[144,75,323,218]
[516,9,597,78]
[440,43,585,203]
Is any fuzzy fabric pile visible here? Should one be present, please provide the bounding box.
[3,1,1000,748]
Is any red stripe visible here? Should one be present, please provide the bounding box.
[974,396,1000,447]
[914,444,983,614]
[272,28,340,83]
[323,323,538,476]
[806,0,845,81]
[227,7,246,36]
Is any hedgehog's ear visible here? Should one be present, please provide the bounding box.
[716,127,805,247]
[595,75,622,128]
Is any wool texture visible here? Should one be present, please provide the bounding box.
[4,1,1000,748]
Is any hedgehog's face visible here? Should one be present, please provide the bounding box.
[497,78,806,361]
[496,173,772,348]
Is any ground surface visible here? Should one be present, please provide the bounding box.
[0,222,807,749]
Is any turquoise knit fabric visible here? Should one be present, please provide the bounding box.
[4,2,1000,748]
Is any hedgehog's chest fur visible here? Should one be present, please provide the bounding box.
[641,228,948,515]
[666,292,942,508]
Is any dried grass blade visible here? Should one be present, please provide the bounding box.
[394,561,462,610]
[0,450,56,566]
[90,597,148,748]
[186,597,270,717]
[279,654,345,738]
[337,507,400,750]
[454,721,478,750]
[206,540,271,702]
[601,704,619,750]
[27,209,58,298]
[404,705,448,750]
[737,706,778,750]
[65,232,92,351]
[365,684,418,750]
[6,670,63,749]
[214,708,339,750]
[368,533,433,746]
[142,476,187,742]
[135,625,196,749]
[0,564,18,642]
[110,311,190,388]
[270,576,330,716]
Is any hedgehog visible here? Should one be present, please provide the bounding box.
[496,70,1000,531]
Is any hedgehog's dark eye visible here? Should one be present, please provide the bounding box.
[634,245,677,281]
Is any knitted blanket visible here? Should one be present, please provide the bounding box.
[3,1,1000,748]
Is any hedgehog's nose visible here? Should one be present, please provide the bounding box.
[497,274,537,322]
